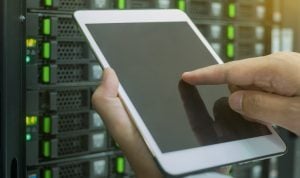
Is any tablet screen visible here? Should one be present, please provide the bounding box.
[87,22,270,153]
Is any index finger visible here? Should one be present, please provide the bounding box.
[182,56,273,86]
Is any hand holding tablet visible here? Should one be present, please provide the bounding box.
[92,68,164,178]
[74,10,287,176]
[92,68,234,178]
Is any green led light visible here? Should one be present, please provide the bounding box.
[118,0,126,9]
[42,66,50,83]
[43,42,51,59]
[43,18,51,35]
[43,116,51,134]
[44,169,52,178]
[116,157,125,174]
[31,116,38,125]
[177,0,186,11]
[26,56,31,63]
[43,141,51,157]
[227,25,235,40]
[228,3,236,18]
[44,0,53,7]
[227,43,235,58]
[26,134,32,141]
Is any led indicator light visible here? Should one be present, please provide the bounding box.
[116,157,125,174]
[227,43,235,58]
[26,116,38,126]
[44,169,52,178]
[43,141,51,157]
[228,3,236,18]
[26,133,32,141]
[177,0,186,11]
[26,116,30,125]
[43,116,51,133]
[43,18,51,35]
[42,66,51,83]
[118,0,126,9]
[28,174,37,178]
[227,25,235,40]
[43,42,51,59]
[44,0,53,7]
[26,56,31,63]
[31,116,37,124]
[26,38,37,48]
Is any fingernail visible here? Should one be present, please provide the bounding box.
[181,72,189,80]
[229,92,243,112]
[182,72,190,76]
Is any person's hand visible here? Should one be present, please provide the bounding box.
[182,52,300,136]
[92,68,164,178]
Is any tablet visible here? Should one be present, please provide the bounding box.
[74,10,286,176]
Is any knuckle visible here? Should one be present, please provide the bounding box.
[91,91,105,107]
[268,52,294,66]
[270,51,289,58]
[270,52,299,63]
[266,53,300,95]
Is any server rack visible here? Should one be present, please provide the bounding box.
[25,1,131,178]
[1,0,295,178]
[24,1,275,178]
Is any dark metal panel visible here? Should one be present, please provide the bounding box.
[0,0,25,177]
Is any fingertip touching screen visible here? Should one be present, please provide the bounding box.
[87,22,270,153]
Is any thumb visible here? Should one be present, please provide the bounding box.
[94,67,119,99]
[228,90,300,135]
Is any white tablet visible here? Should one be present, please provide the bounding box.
[74,10,286,176]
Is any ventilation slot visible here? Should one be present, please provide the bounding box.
[58,18,82,38]
[56,90,88,111]
[58,136,88,156]
[57,42,87,60]
[59,0,87,11]
[59,163,87,178]
[58,113,89,133]
[187,0,210,17]
[57,65,87,83]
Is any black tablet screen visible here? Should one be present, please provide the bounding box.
[87,22,270,153]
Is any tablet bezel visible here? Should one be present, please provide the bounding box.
[74,9,286,176]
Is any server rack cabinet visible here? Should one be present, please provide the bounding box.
[1,0,293,178]
[0,0,26,177]
[25,1,133,178]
